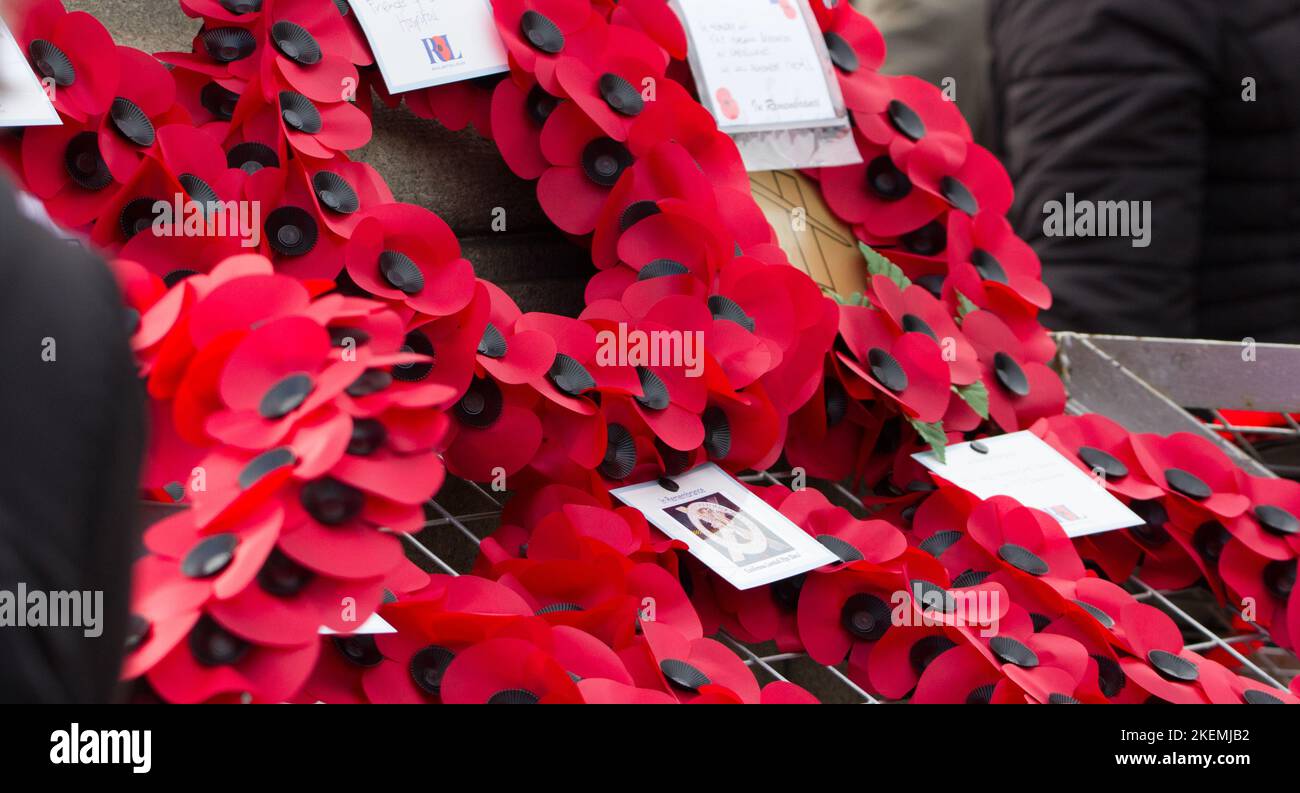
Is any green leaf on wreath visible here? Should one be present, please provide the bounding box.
[954,381,990,420]
[954,290,979,322]
[909,418,949,464]
[859,242,912,291]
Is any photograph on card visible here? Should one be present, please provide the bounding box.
[667,491,794,566]
[610,464,838,590]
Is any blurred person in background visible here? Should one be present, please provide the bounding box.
[988,0,1300,340]
[1,0,144,702]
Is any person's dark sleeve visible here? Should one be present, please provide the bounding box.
[988,0,1218,336]
[0,180,145,703]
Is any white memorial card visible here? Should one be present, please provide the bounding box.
[912,431,1144,539]
[670,0,859,170]
[347,0,508,95]
[673,0,838,131]
[0,20,60,127]
[611,463,839,590]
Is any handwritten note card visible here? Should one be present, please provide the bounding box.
[0,20,60,127]
[347,0,508,94]
[673,0,841,133]
[912,432,1144,539]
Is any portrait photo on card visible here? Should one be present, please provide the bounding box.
[667,492,794,566]
[611,464,838,590]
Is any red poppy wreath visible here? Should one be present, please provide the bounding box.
[3,0,1296,704]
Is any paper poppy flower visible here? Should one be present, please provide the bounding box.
[603,202,731,290]
[203,311,442,458]
[605,0,686,59]
[436,637,584,704]
[443,379,545,482]
[180,0,264,25]
[785,372,880,482]
[274,482,412,580]
[588,141,729,270]
[204,554,387,648]
[354,576,538,704]
[123,504,325,703]
[405,78,496,137]
[141,610,321,703]
[1219,538,1296,650]
[151,254,315,402]
[1228,472,1300,561]
[88,159,192,252]
[864,620,970,700]
[957,606,1095,704]
[481,501,654,569]
[17,1,121,122]
[69,45,185,190]
[939,259,1057,365]
[625,82,767,213]
[344,202,476,318]
[108,124,252,268]
[797,560,909,670]
[554,24,667,142]
[964,496,1088,582]
[1197,657,1300,705]
[836,303,953,423]
[1129,433,1251,522]
[1033,413,1164,502]
[811,0,887,109]
[223,75,371,160]
[299,158,394,238]
[593,332,709,453]
[473,282,559,386]
[536,99,637,235]
[19,112,130,228]
[961,309,1066,431]
[491,556,640,647]
[865,272,980,387]
[493,0,608,94]
[621,621,761,704]
[492,77,560,180]
[253,0,362,103]
[133,503,281,627]
[948,211,1051,312]
[853,75,969,181]
[1110,601,1212,704]
[818,137,947,237]
[909,643,1010,704]
[239,163,350,281]
[537,81,747,237]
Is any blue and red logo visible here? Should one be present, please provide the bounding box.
[422,35,462,65]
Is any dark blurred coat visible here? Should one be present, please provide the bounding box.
[0,177,143,702]
[990,0,1300,340]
